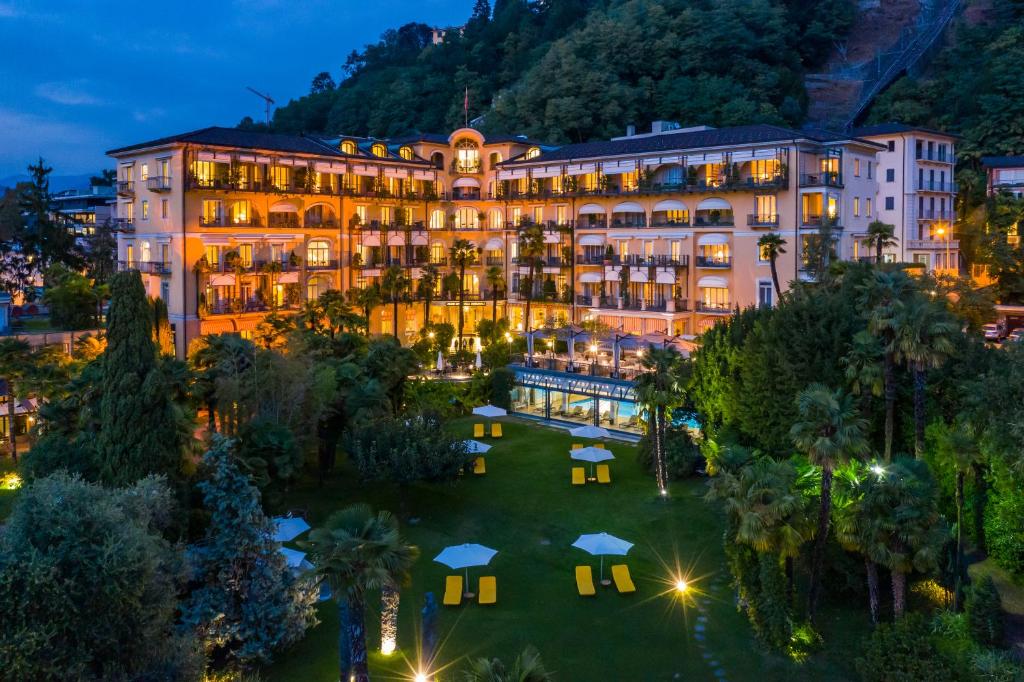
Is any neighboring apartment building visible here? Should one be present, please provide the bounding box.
[851,123,959,272]
[50,185,115,235]
[107,122,896,358]
[982,156,1024,198]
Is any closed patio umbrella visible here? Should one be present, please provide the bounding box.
[464,440,492,454]
[437,351,445,371]
[475,350,482,369]
[572,532,633,581]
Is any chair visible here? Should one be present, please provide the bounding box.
[443,575,463,606]
[596,464,611,484]
[572,467,586,486]
[611,564,636,594]
[491,423,503,438]
[473,423,485,438]
[575,565,596,597]
[479,576,497,605]
[594,443,605,449]
[473,457,486,475]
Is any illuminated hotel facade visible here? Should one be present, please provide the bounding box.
[107,121,952,358]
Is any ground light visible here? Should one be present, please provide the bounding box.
[675,578,689,594]
[414,673,428,682]
[870,464,886,477]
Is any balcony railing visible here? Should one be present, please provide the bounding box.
[113,218,135,232]
[485,256,505,266]
[146,176,172,192]
[650,219,691,227]
[917,209,955,221]
[747,214,779,227]
[696,302,732,314]
[200,215,264,228]
[799,172,843,188]
[451,159,482,174]
[907,239,960,250]
[497,175,786,201]
[693,215,735,227]
[696,256,732,268]
[916,151,955,164]
[119,260,171,275]
[116,180,135,196]
[916,180,957,193]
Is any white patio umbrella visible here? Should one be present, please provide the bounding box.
[570,424,610,439]
[279,546,308,569]
[475,350,483,369]
[434,543,499,589]
[464,439,492,454]
[472,404,507,418]
[572,532,633,581]
[570,446,615,478]
[271,516,311,542]
[436,351,445,371]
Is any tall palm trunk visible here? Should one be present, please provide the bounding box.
[392,295,399,339]
[337,599,352,682]
[865,559,880,624]
[6,384,16,462]
[492,287,498,321]
[954,469,964,610]
[457,262,466,351]
[876,239,883,263]
[972,461,987,554]
[348,594,369,682]
[883,351,895,462]
[206,398,217,433]
[913,362,926,458]
[891,570,907,618]
[654,404,668,492]
[808,464,834,620]
[769,256,782,300]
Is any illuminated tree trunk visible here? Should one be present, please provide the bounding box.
[380,583,400,656]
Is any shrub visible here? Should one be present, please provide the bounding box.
[637,427,702,480]
[404,378,467,417]
[489,367,515,409]
[965,576,1004,648]
[235,418,303,490]
[984,488,1024,575]
[855,614,961,682]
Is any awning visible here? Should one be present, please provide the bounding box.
[697,233,729,246]
[697,198,731,211]
[612,202,644,213]
[269,201,299,213]
[352,165,379,177]
[277,271,299,284]
[530,167,562,179]
[453,177,480,189]
[483,237,504,251]
[629,267,649,283]
[197,151,231,163]
[411,232,428,246]
[698,276,729,288]
[653,199,687,212]
[387,232,405,246]
[210,274,236,286]
[314,161,347,173]
[384,167,408,179]
[579,272,602,283]
[602,160,637,175]
[579,234,606,246]
[361,234,381,247]
[565,163,598,176]
[543,231,561,244]
[655,270,676,284]
[412,169,435,181]
[578,203,605,215]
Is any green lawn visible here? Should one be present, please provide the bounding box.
[264,416,868,681]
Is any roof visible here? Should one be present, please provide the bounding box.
[851,122,959,139]
[500,124,878,166]
[981,156,1024,169]
[107,126,344,157]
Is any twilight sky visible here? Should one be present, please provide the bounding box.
[0,0,469,177]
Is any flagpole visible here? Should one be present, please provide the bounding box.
[464,86,469,128]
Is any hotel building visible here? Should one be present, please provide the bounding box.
[108,121,940,358]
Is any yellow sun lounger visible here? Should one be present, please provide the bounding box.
[594,443,605,449]
[611,564,636,594]
[571,467,586,486]
[474,457,486,475]
[479,576,497,605]
[473,423,485,438]
[444,575,463,606]
[575,565,596,596]
[596,464,611,484]
[572,443,583,450]
[491,423,503,438]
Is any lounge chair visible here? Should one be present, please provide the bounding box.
[572,467,586,486]
[491,423,503,438]
[625,415,638,428]
[571,443,583,451]
[479,576,497,605]
[594,443,605,449]
[474,457,486,475]
[596,464,611,484]
[575,565,596,596]
[611,564,636,594]
[443,575,463,606]
[473,423,485,438]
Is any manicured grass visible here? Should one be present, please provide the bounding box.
[264,417,866,681]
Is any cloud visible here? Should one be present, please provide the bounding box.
[132,107,166,123]
[0,107,112,175]
[34,81,102,106]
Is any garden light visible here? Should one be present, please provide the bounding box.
[675,578,688,594]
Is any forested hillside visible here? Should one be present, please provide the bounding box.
[253,0,854,142]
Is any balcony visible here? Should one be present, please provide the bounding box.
[205,299,276,316]
[116,180,135,196]
[576,254,607,265]
[451,159,482,175]
[693,215,735,227]
[696,256,732,268]
[307,259,339,271]
[907,239,959,251]
[485,256,505,266]
[799,172,843,188]
[916,151,955,164]
[199,215,264,228]
[801,214,842,229]
[119,260,171,275]
[650,219,691,227]
[917,209,955,221]
[586,296,688,313]
[146,176,172,192]
[305,218,338,229]
[113,218,135,232]
[747,214,779,227]
[696,302,732,314]
[916,180,957,193]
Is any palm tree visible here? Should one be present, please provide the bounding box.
[858,270,912,461]
[0,339,32,461]
[449,239,478,351]
[518,224,546,335]
[417,263,440,325]
[892,297,957,457]
[863,220,898,264]
[380,265,410,340]
[841,330,885,417]
[485,265,505,322]
[348,284,382,334]
[187,333,256,434]
[305,504,418,682]
[757,233,787,302]
[635,345,685,494]
[790,383,868,620]
[463,645,553,682]
[934,421,985,609]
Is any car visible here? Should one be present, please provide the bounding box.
[1008,328,1024,343]
[983,323,1002,341]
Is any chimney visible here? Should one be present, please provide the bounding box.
[625,124,636,137]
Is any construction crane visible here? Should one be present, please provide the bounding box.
[245,86,275,127]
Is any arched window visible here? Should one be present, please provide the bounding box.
[489,208,504,230]
[371,143,388,158]
[307,274,332,301]
[340,139,357,155]
[454,207,478,230]
[431,152,444,170]
[429,209,445,229]
[306,239,331,267]
[524,146,541,160]
[398,146,414,160]
[454,139,480,173]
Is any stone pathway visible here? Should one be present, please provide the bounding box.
[688,573,730,681]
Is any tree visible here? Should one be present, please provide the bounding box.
[449,239,478,350]
[304,505,418,682]
[417,263,440,324]
[462,645,553,682]
[841,330,884,417]
[380,265,410,340]
[18,157,83,271]
[855,614,958,682]
[757,232,787,301]
[0,473,200,679]
[41,265,104,330]
[310,71,336,94]
[84,218,118,285]
[485,264,505,321]
[891,297,957,457]
[965,575,1004,647]
[790,383,868,620]
[95,270,190,485]
[863,220,898,263]
[0,338,31,460]
[189,333,256,434]
[517,224,545,335]
[181,438,317,670]
[635,345,686,494]
[348,285,382,333]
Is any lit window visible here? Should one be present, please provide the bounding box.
[141,200,149,220]
[125,243,135,267]
[455,207,478,229]
[341,139,358,155]
[238,244,253,268]
[524,147,541,160]
[269,166,290,191]
[430,209,445,229]
[866,198,872,216]
[307,240,330,266]
[853,197,860,217]
[204,245,220,267]
[854,159,861,177]
[371,143,388,158]
[141,164,149,181]
[399,146,414,160]
[758,244,771,262]
[455,139,480,173]
[202,200,222,225]
[229,200,251,225]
